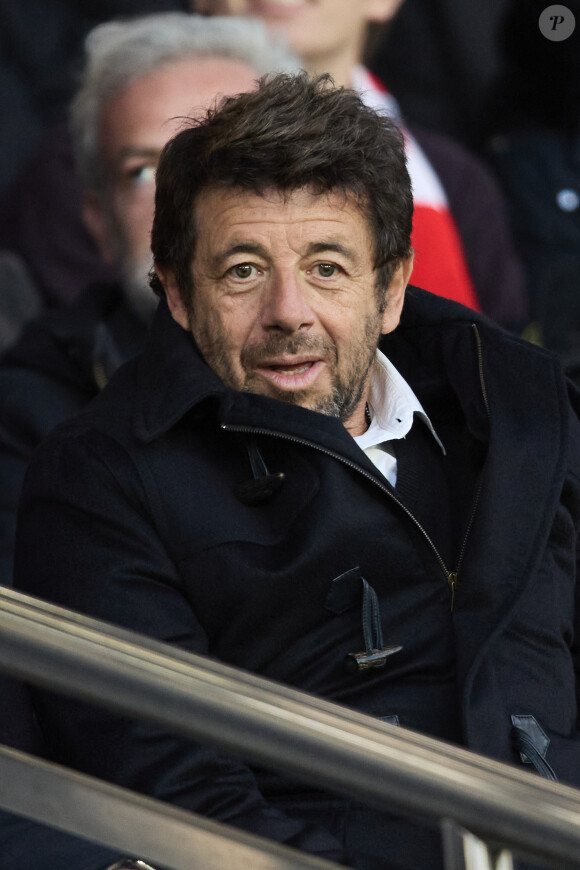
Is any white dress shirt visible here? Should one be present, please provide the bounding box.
[354,350,445,487]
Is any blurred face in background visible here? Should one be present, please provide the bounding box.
[194,1,401,85]
[83,56,258,322]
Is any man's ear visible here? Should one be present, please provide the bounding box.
[380,252,414,335]
[154,264,190,330]
[365,0,405,24]
[82,192,116,264]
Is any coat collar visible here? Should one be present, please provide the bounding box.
[132,298,366,465]
[133,294,571,648]
[132,298,226,442]
[133,288,481,441]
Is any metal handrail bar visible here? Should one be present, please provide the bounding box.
[1,586,580,869]
[0,742,342,870]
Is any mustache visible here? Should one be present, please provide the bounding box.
[240,333,337,368]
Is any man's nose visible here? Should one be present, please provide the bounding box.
[261,272,315,333]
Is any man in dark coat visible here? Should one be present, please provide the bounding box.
[14,73,580,870]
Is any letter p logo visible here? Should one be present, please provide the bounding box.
[539,5,576,40]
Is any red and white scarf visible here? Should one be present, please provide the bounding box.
[353,66,480,311]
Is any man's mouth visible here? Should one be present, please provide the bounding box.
[254,357,325,391]
[268,361,314,375]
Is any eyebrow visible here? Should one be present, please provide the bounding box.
[116,146,161,164]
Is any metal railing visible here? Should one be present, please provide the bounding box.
[1,585,580,870]
[0,744,341,870]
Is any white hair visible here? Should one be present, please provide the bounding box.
[71,12,299,188]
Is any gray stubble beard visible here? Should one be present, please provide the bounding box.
[189,303,381,423]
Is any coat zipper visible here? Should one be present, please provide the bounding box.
[221,323,489,610]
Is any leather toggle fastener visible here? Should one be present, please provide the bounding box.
[345,645,403,673]
[236,472,285,505]
[236,438,285,505]
[345,576,403,673]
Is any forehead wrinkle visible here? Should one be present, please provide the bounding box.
[197,188,375,270]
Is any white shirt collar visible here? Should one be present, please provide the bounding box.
[354,349,446,454]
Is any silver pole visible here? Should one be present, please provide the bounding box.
[0,744,343,870]
[442,821,515,870]
[1,587,580,869]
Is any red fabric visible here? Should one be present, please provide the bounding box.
[411,205,480,310]
[357,68,481,312]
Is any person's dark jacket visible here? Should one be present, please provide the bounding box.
[0,283,147,869]
[0,282,146,587]
[14,288,580,868]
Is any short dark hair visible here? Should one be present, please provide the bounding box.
[150,72,413,302]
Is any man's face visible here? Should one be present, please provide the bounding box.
[83,56,258,321]
[161,187,412,436]
[197,1,400,71]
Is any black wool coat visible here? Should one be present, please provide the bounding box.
[14,287,580,868]
[0,282,145,586]
[0,283,146,870]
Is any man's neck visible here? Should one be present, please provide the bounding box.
[342,362,376,438]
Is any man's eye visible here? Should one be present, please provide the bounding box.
[126,165,156,185]
[316,263,339,277]
[231,263,256,279]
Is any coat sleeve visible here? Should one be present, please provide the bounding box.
[541,382,580,787]
[13,425,348,865]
